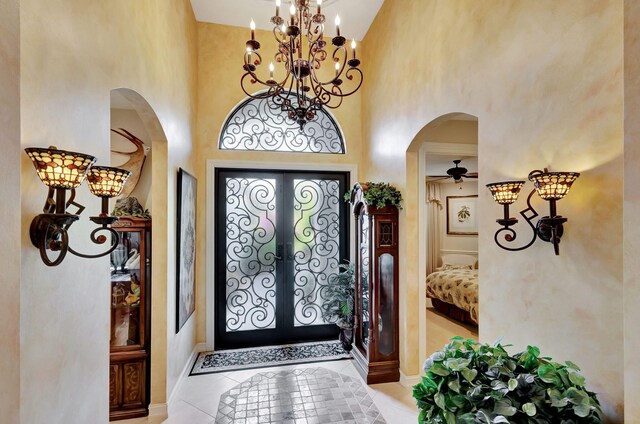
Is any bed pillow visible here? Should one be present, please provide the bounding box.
[436,264,474,271]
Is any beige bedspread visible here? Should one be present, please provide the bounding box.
[426,267,479,324]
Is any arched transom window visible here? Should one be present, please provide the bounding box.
[219,94,345,154]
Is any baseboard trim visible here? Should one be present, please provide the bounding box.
[399,370,421,388]
[167,342,207,406]
[148,403,168,417]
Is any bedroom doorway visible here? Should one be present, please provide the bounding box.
[419,114,480,356]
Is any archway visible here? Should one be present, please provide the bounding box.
[109,88,170,417]
[405,112,479,374]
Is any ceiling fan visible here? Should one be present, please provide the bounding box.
[427,160,478,184]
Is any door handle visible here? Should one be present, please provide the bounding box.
[274,244,283,261]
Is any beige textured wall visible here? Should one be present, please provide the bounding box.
[422,120,479,144]
[362,0,623,420]
[624,0,640,421]
[0,0,20,422]
[195,22,363,343]
[20,1,197,422]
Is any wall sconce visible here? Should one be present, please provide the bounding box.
[487,169,580,255]
[25,146,131,266]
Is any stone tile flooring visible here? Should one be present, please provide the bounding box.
[214,367,385,424]
[120,359,418,424]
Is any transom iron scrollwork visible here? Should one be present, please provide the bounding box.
[224,178,278,332]
[219,93,345,154]
[292,179,341,327]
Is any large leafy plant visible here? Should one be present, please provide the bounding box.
[344,182,403,209]
[321,262,355,329]
[413,337,602,423]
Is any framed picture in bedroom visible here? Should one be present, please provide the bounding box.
[176,168,197,333]
[446,195,478,235]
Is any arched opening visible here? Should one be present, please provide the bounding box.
[405,112,479,371]
[109,88,170,419]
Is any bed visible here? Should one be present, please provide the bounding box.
[426,254,478,325]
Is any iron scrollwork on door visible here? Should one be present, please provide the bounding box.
[224,177,278,332]
[292,179,342,327]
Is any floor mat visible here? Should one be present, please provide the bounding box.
[190,340,352,376]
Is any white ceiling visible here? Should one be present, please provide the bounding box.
[190,0,385,40]
[426,155,478,180]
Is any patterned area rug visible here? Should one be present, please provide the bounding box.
[190,340,352,376]
[215,367,386,424]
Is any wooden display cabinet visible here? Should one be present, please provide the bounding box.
[109,218,151,421]
[351,183,400,384]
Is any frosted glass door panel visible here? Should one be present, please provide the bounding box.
[292,179,341,327]
[224,178,278,332]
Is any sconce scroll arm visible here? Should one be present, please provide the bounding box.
[67,226,120,259]
[493,189,539,252]
[36,223,70,267]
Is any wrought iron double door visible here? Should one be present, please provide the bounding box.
[215,169,350,349]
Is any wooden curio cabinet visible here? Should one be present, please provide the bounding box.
[351,183,400,384]
[109,218,151,421]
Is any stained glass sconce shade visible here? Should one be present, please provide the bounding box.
[87,166,131,198]
[25,146,96,189]
[528,171,580,201]
[486,181,525,205]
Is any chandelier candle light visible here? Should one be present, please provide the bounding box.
[241,0,363,128]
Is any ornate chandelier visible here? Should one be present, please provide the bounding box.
[242,0,363,128]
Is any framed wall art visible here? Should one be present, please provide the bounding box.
[446,195,478,235]
[176,168,197,333]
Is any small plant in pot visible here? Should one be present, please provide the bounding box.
[344,182,403,209]
[413,337,602,423]
[322,262,355,352]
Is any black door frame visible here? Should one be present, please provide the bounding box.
[214,168,350,350]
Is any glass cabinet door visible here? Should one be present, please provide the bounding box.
[359,212,370,350]
[378,253,395,356]
[110,230,143,348]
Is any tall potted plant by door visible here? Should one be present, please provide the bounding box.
[322,262,355,351]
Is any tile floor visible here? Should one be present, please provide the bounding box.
[215,367,385,423]
[120,359,418,424]
[120,304,476,424]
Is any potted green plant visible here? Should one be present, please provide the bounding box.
[322,262,355,351]
[344,182,403,209]
[413,337,602,423]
